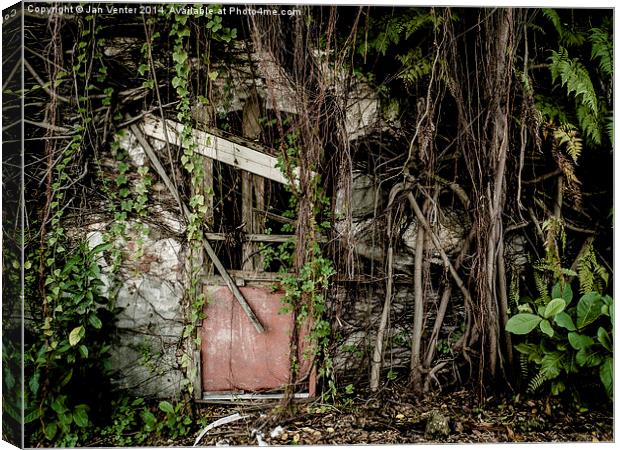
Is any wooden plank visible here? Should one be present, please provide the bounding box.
[200,392,310,401]
[141,115,296,185]
[206,270,290,282]
[254,208,295,225]
[241,96,264,272]
[252,176,265,270]
[129,124,265,333]
[241,171,254,271]
[205,233,297,243]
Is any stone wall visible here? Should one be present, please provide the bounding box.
[82,132,188,399]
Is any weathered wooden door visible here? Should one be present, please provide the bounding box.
[201,284,313,395]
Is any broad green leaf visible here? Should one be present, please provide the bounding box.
[576,292,603,328]
[551,282,573,305]
[59,369,73,388]
[554,312,576,331]
[59,412,73,425]
[568,332,594,350]
[51,396,67,414]
[73,406,89,428]
[141,410,156,431]
[514,342,541,359]
[88,314,102,329]
[29,373,40,394]
[44,422,58,440]
[79,345,89,358]
[540,351,562,379]
[24,408,42,424]
[576,347,604,367]
[158,400,174,414]
[69,326,85,346]
[90,242,112,255]
[597,327,612,352]
[539,319,554,337]
[599,357,613,398]
[506,314,542,335]
[544,298,566,318]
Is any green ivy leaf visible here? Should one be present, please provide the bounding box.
[44,422,57,440]
[141,409,156,431]
[158,400,174,414]
[79,345,89,358]
[69,326,85,346]
[544,298,566,318]
[539,319,554,337]
[553,311,576,331]
[24,408,42,424]
[91,242,112,255]
[506,313,542,335]
[73,405,89,428]
[29,372,40,394]
[88,314,102,329]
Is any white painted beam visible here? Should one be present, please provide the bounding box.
[140,115,295,185]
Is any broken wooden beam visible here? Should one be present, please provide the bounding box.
[129,123,266,333]
[141,114,298,186]
[204,233,327,243]
[204,233,292,243]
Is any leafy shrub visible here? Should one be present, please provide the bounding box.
[24,241,117,446]
[506,280,613,400]
[99,397,155,446]
[156,400,193,439]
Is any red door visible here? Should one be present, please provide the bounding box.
[201,286,313,393]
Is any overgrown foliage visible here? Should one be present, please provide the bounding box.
[5,4,613,446]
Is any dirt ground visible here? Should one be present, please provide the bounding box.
[153,387,613,446]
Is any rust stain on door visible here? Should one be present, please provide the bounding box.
[202,286,312,392]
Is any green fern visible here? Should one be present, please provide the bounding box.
[577,243,609,294]
[361,9,448,57]
[397,48,433,85]
[589,25,613,78]
[527,372,548,393]
[534,95,569,126]
[520,353,529,380]
[605,115,613,145]
[553,123,583,161]
[542,9,586,47]
[549,47,598,117]
[575,102,602,146]
[533,271,550,303]
[509,273,520,308]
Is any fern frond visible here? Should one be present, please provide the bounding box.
[397,48,433,85]
[542,9,586,47]
[549,47,599,116]
[605,114,613,146]
[590,26,613,78]
[534,271,550,303]
[527,372,548,393]
[509,273,520,308]
[577,242,609,294]
[542,9,562,37]
[553,123,583,161]
[403,10,441,38]
[534,95,569,126]
[576,102,602,146]
[520,353,529,379]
